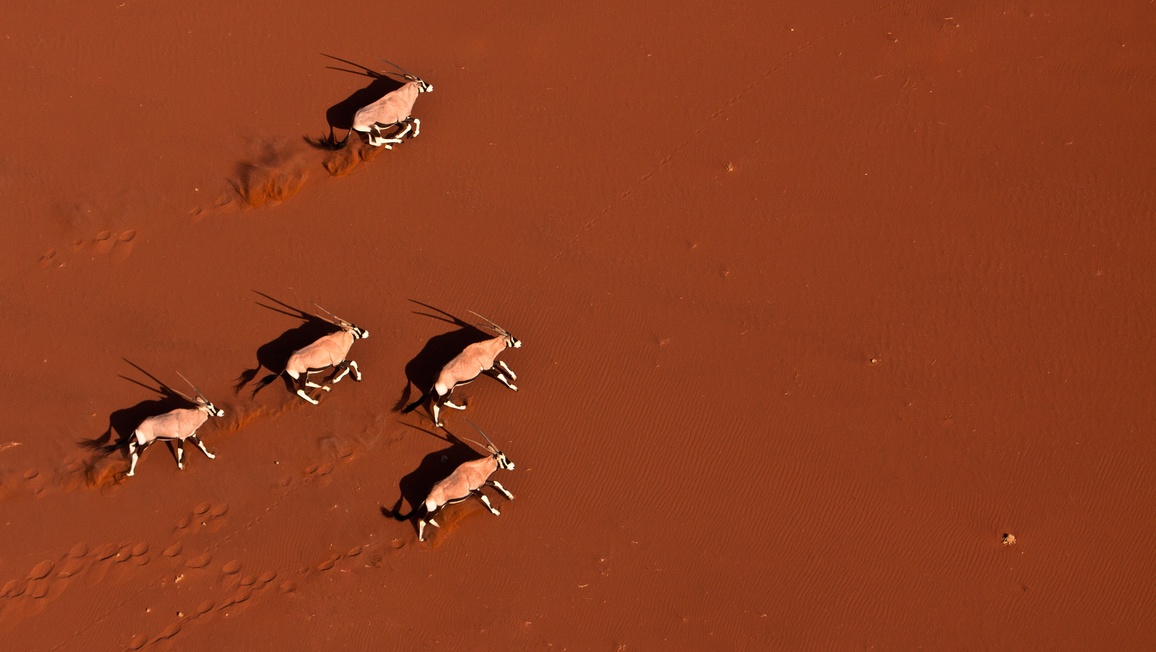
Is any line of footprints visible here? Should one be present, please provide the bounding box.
[0,499,393,648]
[121,306,522,544]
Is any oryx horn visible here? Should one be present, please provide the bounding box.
[463,417,499,452]
[312,302,349,326]
[377,57,416,79]
[176,371,206,403]
[467,310,509,336]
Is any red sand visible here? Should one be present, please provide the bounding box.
[2,1,1154,649]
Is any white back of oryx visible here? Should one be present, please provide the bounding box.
[351,81,423,133]
[428,312,521,427]
[283,307,368,405]
[286,328,357,373]
[126,379,224,477]
[133,406,212,445]
[418,421,516,541]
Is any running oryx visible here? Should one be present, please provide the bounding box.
[125,373,224,477]
[341,58,433,148]
[255,304,368,404]
[411,311,521,428]
[417,419,516,541]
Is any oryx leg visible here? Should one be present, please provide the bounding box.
[176,440,185,470]
[370,124,402,148]
[431,394,447,428]
[304,370,331,392]
[331,359,361,384]
[394,121,413,139]
[126,437,145,476]
[288,370,321,405]
[191,435,215,460]
[472,489,500,515]
[419,516,441,541]
[485,366,518,392]
[496,360,517,381]
[485,480,514,501]
[411,117,421,137]
[366,126,388,149]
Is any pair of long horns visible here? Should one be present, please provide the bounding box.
[469,310,512,338]
[461,417,501,454]
[312,302,351,328]
[175,371,210,404]
[377,57,420,80]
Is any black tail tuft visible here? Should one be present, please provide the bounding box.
[400,388,430,414]
[382,498,421,522]
[250,372,281,398]
[79,428,126,457]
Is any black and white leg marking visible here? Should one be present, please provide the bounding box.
[192,435,215,460]
[486,366,518,392]
[291,370,321,405]
[486,480,514,501]
[127,439,145,476]
[473,489,500,515]
[497,360,517,381]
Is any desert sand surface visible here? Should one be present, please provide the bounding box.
[2,1,1154,649]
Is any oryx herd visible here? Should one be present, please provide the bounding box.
[108,58,522,542]
[115,306,521,543]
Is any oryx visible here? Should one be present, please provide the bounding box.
[255,304,368,405]
[418,311,521,428]
[417,419,516,541]
[125,373,224,477]
[341,58,433,148]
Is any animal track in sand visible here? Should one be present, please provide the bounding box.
[175,501,230,533]
[124,531,390,648]
[38,229,137,268]
[0,538,161,622]
[55,454,396,645]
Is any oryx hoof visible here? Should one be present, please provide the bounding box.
[490,508,501,516]
[125,470,134,477]
[353,373,362,382]
[321,385,331,392]
[205,453,217,460]
[509,384,519,392]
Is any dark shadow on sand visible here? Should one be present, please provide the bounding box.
[381,423,485,536]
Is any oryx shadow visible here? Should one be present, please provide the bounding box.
[396,300,491,414]
[79,362,200,468]
[381,424,485,535]
[236,291,342,397]
[306,54,404,150]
